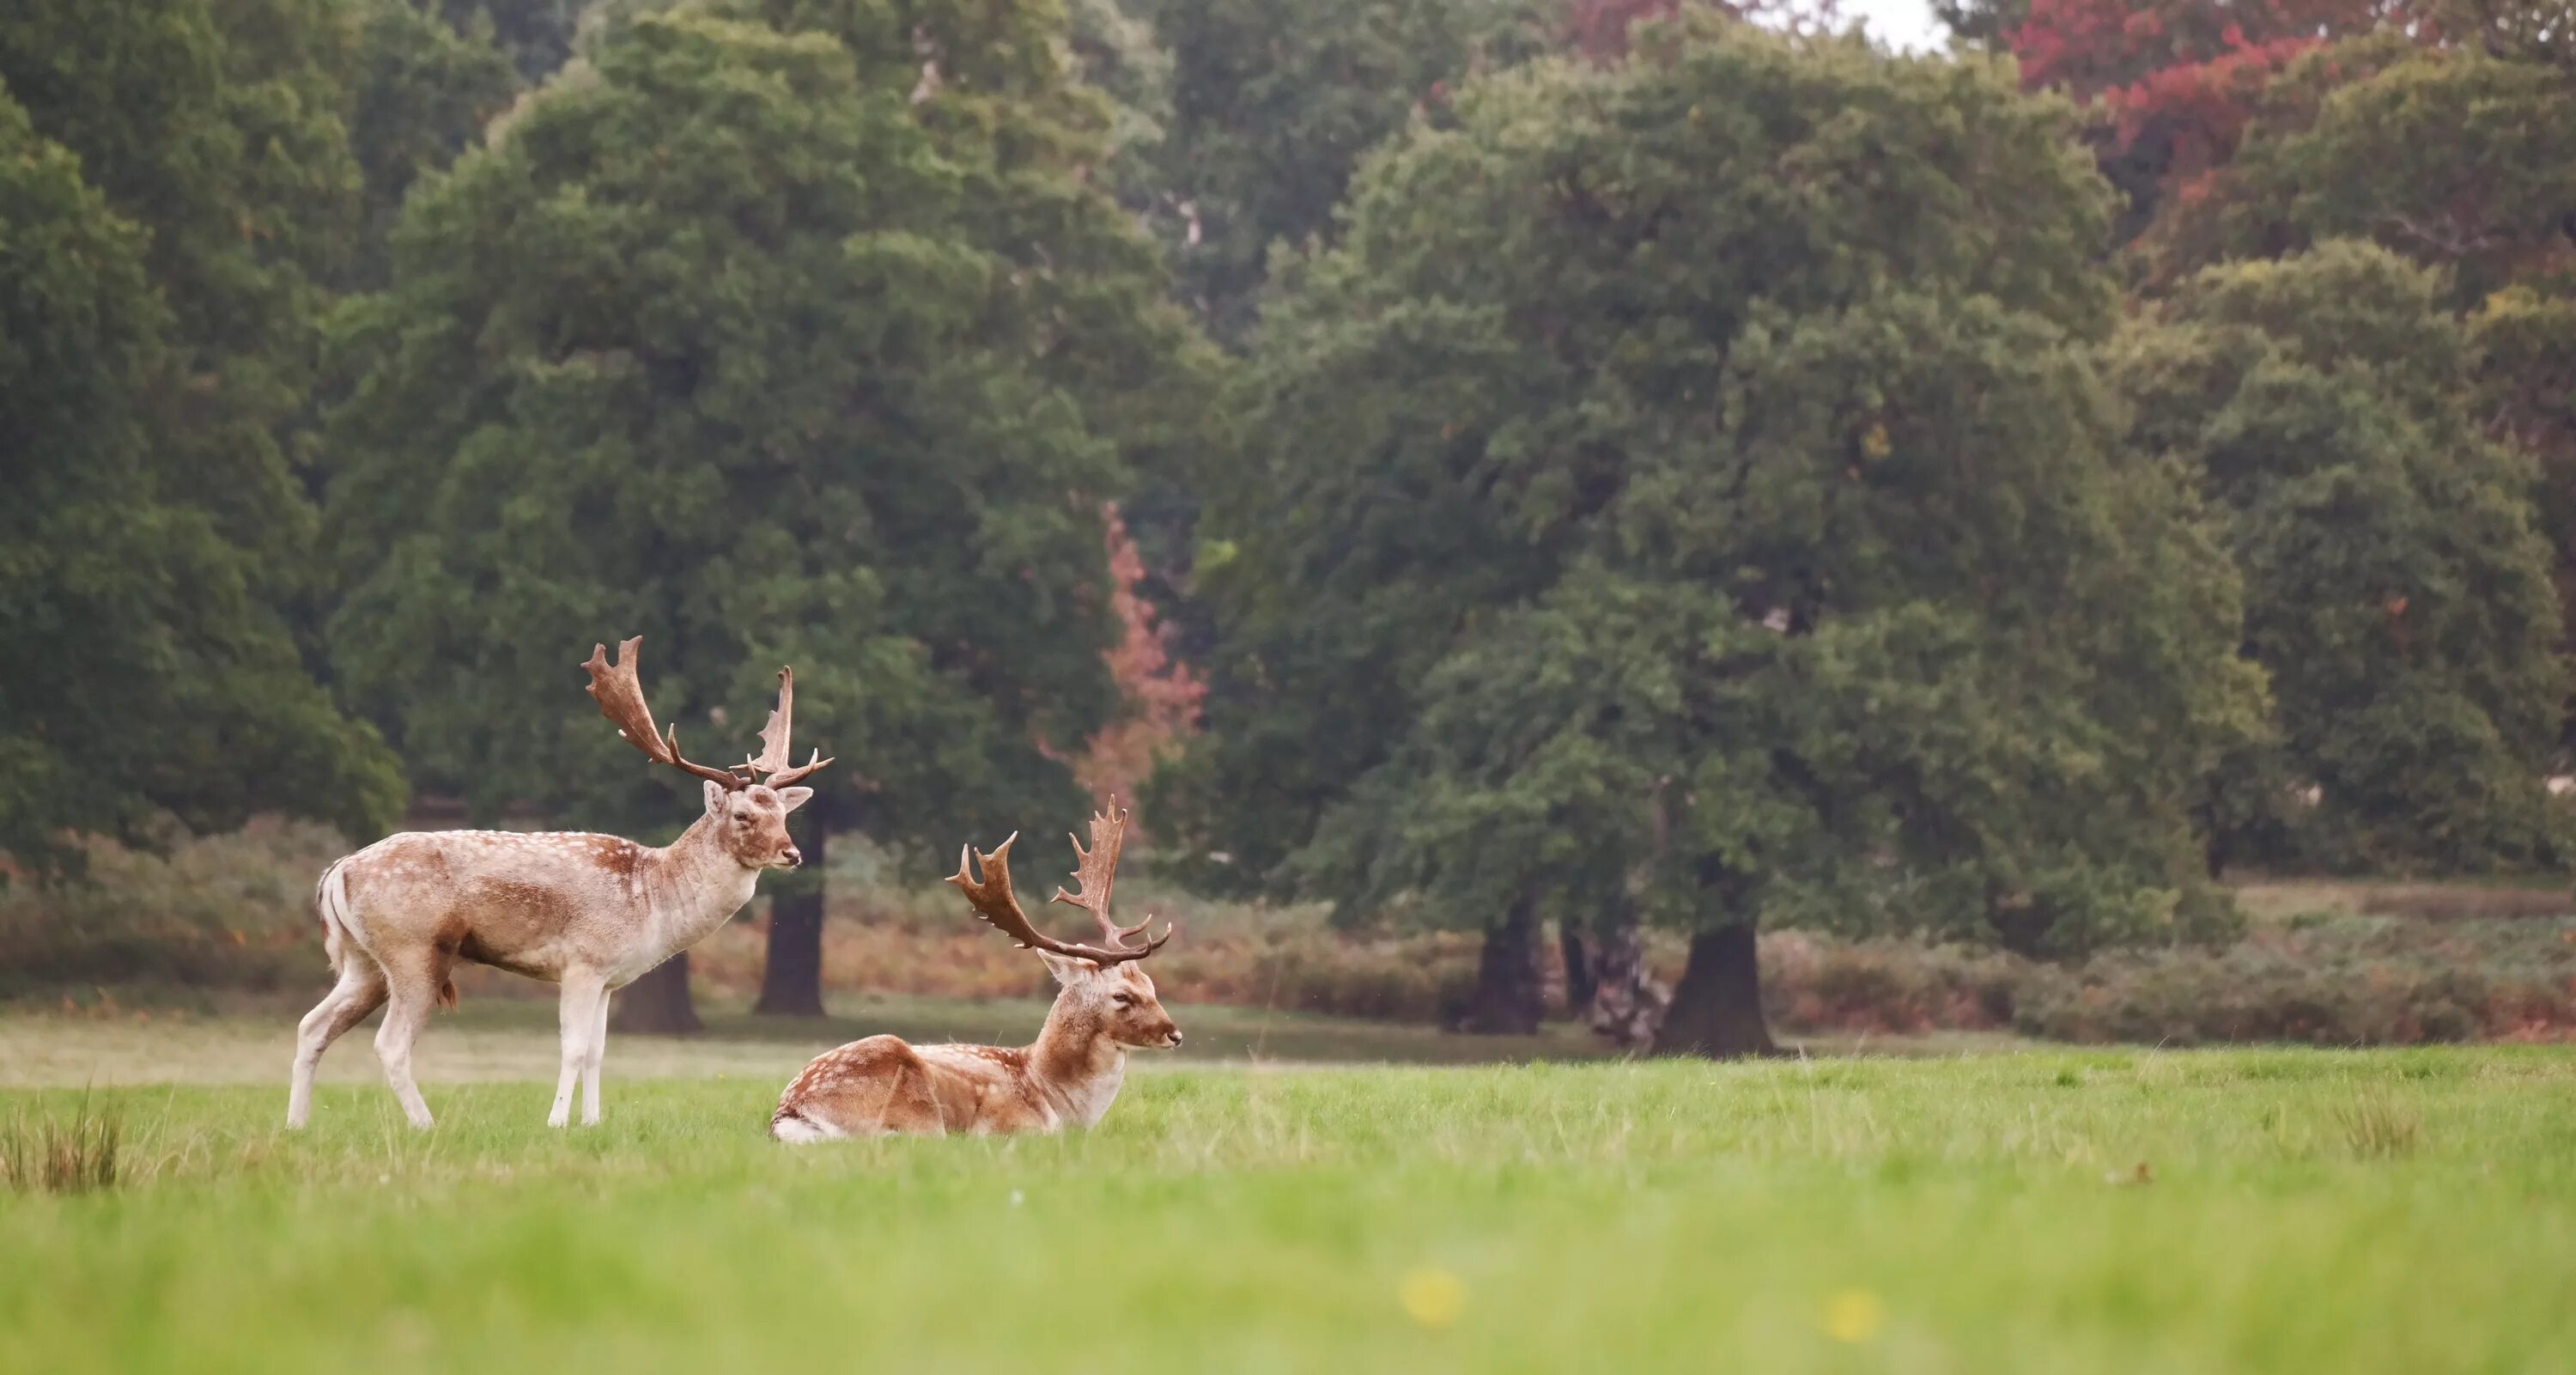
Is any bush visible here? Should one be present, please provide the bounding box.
[1760,934,2024,1036]
[2011,915,2576,1045]
[689,870,1489,1024]
[8,820,2572,1048]
[0,819,347,995]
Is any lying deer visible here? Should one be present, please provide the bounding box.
[288,637,831,1129]
[770,806,1179,1141]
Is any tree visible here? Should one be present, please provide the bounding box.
[2472,288,2576,753]
[2108,241,2568,871]
[326,8,1197,1025]
[1067,504,1207,811]
[1176,18,2259,1051]
[1139,0,1560,339]
[347,0,519,289]
[437,0,582,81]
[2136,45,2576,299]
[2,0,367,584]
[1993,0,2412,238]
[2131,47,2576,762]
[1063,0,1177,215]
[0,81,403,879]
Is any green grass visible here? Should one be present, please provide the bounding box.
[1,1023,2571,1373]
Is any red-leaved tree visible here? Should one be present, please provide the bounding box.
[1072,504,1207,817]
[2007,0,2421,230]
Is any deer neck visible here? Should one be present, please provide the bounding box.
[1027,998,1127,1129]
[636,815,763,958]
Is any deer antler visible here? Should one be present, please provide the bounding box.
[744,666,834,788]
[949,829,1172,966]
[1051,801,1158,948]
[580,637,751,792]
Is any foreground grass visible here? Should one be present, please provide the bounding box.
[3,1040,2572,1374]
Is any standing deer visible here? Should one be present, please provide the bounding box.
[770,806,1179,1141]
[288,637,831,1130]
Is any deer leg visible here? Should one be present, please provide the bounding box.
[549,972,607,1129]
[288,959,389,1129]
[580,986,611,1125]
[372,957,441,1129]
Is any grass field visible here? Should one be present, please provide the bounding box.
[3,1011,2571,1375]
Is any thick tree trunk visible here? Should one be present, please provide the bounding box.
[755,823,828,1017]
[1585,899,1669,1050]
[1559,922,1595,1013]
[1455,891,1546,1035]
[610,952,702,1036]
[1652,923,1776,1058]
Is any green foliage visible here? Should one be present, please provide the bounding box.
[0,13,404,878]
[0,0,365,575]
[1140,0,1561,338]
[439,0,583,81]
[348,0,519,287]
[1063,0,1176,209]
[2143,46,2576,305]
[326,6,1200,851]
[2111,241,2569,872]
[2133,46,2576,758]
[2470,285,2576,750]
[1173,19,2258,955]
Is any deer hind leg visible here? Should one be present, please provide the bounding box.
[287,958,388,1129]
[372,952,445,1129]
[549,971,609,1129]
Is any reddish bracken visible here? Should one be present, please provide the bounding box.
[771,806,1180,1140]
[288,637,830,1131]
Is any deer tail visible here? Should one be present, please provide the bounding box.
[314,858,358,971]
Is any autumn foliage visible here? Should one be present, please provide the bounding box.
[1072,504,1208,813]
[2008,0,2415,197]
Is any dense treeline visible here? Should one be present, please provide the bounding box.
[3,0,2567,1051]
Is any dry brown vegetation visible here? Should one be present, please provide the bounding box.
[6,822,2573,1047]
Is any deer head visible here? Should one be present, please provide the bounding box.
[951,803,1181,1048]
[580,637,834,870]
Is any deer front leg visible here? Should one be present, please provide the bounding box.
[580,984,610,1125]
[550,971,608,1129]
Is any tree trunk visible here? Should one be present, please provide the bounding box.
[1586,899,1669,1050]
[1559,922,1595,1013]
[755,822,828,1017]
[610,952,702,1036]
[1653,923,1776,1058]
[1455,890,1546,1035]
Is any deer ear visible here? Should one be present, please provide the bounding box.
[775,786,813,813]
[703,779,730,814]
[1036,950,1093,986]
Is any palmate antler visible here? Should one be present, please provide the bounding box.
[744,666,833,788]
[581,638,834,793]
[948,803,1173,965]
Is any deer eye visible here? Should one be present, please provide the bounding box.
[1110,993,1135,1007]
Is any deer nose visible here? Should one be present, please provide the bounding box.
[1167,1029,1183,1047]
[781,846,803,868]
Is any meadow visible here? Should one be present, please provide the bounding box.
[3,1009,2571,1374]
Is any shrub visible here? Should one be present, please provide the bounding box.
[2011,916,2576,1045]
[0,819,347,995]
